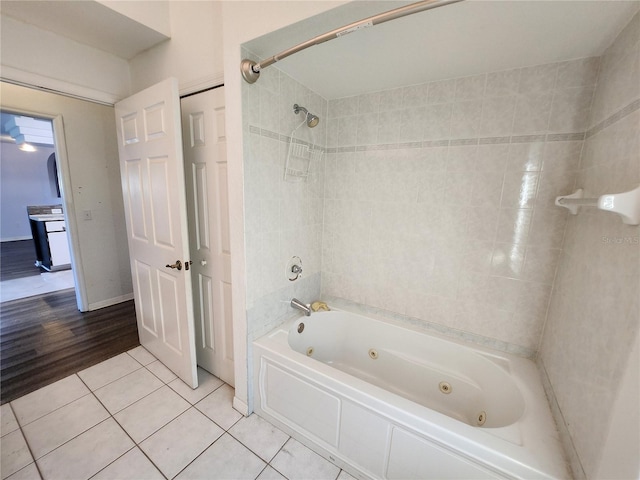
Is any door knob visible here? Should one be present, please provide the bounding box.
[165,260,182,271]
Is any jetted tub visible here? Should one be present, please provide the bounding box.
[252,309,568,479]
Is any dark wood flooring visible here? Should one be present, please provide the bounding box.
[1,240,41,281]
[0,289,139,404]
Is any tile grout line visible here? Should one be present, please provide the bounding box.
[20,352,167,480]
[84,351,226,480]
[83,351,240,480]
[6,348,348,480]
[7,401,44,480]
[76,365,170,480]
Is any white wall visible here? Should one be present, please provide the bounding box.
[595,332,640,480]
[242,55,327,341]
[539,10,640,479]
[98,0,171,37]
[0,15,131,104]
[221,0,348,413]
[0,143,59,241]
[321,57,598,357]
[128,1,224,95]
[1,83,133,310]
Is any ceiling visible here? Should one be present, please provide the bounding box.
[245,1,640,99]
[0,1,169,60]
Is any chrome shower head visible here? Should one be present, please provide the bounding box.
[293,104,320,128]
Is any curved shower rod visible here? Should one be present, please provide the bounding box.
[241,0,464,84]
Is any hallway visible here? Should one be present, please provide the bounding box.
[0,240,75,303]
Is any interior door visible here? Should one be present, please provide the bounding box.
[181,87,234,385]
[115,78,198,388]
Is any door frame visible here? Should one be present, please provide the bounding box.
[1,106,88,311]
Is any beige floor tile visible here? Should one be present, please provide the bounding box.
[94,368,163,414]
[146,360,177,384]
[168,368,223,404]
[175,433,265,480]
[4,462,40,480]
[127,346,156,366]
[229,414,289,462]
[114,386,190,443]
[195,384,242,430]
[1,404,19,437]
[93,448,164,480]
[78,353,142,391]
[22,394,109,459]
[36,419,133,480]
[270,438,340,480]
[139,408,223,479]
[1,430,33,479]
[10,375,89,426]
[257,465,286,480]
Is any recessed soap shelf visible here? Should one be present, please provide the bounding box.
[555,185,640,225]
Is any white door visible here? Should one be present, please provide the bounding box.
[181,87,234,385]
[115,78,198,388]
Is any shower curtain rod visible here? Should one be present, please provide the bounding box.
[240,0,464,84]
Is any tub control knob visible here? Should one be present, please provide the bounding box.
[286,256,303,281]
[200,260,207,266]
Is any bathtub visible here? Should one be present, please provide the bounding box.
[252,309,569,479]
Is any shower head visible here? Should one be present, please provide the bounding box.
[293,104,320,128]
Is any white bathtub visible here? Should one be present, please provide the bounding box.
[252,309,569,480]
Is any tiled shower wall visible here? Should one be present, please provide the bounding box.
[539,10,640,479]
[321,57,600,355]
[241,50,328,341]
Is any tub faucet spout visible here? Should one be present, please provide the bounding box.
[291,298,311,316]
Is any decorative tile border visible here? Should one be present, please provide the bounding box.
[586,97,640,139]
[249,124,592,155]
[248,97,640,154]
[324,132,587,153]
[248,125,325,153]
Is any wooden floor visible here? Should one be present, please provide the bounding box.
[0,289,139,404]
[0,240,41,282]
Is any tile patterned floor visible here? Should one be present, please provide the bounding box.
[0,347,356,480]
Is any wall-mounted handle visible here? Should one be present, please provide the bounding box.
[166,260,182,271]
[556,185,640,225]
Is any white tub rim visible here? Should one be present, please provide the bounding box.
[253,308,569,479]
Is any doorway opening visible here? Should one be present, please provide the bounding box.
[0,112,75,302]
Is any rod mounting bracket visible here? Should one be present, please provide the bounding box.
[241,59,260,84]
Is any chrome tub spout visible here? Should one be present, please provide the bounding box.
[291,298,311,316]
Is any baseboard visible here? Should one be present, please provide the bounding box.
[1,236,33,242]
[232,396,249,416]
[88,293,134,311]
